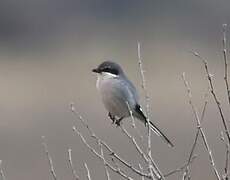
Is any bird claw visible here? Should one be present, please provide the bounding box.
[115,120,121,127]
[108,112,116,124]
[108,113,123,127]
[115,117,123,127]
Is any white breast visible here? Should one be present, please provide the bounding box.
[96,72,118,90]
[96,72,132,118]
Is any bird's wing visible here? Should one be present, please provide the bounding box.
[117,77,174,147]
[113,77,138,107]
[121,77,139,103]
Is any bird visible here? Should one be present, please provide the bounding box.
[92,61,174,147]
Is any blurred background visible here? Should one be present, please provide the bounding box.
[0,0,230,179]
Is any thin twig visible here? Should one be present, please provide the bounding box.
[0,160,6,180]
[70,103,95,138]
[191,51,230,145]
[182,72,221,180]
[182,128,199,180]
[221,132,230,180]
[137,41,151,138]
[99,141,111,180]
[73,126,145,180]
[222,24,230,106]
[111,157,120,172]
[182,169,189,180]
[138,41,157,180]
[183,99,208,179]
[111,157,137,180]
[101,137,149,178]
[42,136,58,180]
[187,99,208,163]
[222,23,230,180]
[164,156,197,177]
[120,125,148,164]
[139,164,145,180]
[84,163,92,180]
[126,101,144,140]
[137,42,149,106]
[71,104,150,178]
[147,155,164,180]
[68,149,80,180]
[126,101,136,128]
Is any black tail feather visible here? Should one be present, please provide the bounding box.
[135,104,174,147]
[149,121,174,147]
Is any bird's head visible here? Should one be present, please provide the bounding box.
[92,61,124,77]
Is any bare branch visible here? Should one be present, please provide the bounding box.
[99,141,111,180]
[42,136,58,180]
[189,99,208,160]
[71,104,150,178]
[221,132,230,180]
[68,149,80,180]
[139,164,145,180]
[84,163,92,180]
[70,103,96,138]
[73,126,146,180]
[221,23,230,179]
[182,73,221,180]
[126,101,144,140]
[147,155,164,180]
[0,160,6,180]
[101,138,149,178]
[120,125,148,164]
[222,24,230,106]
[191,51,230,144]
[126,101,136,128]
[137,41,157,180]
[183,99,208,179]
[164,155,197,177]
[137,42,148,101]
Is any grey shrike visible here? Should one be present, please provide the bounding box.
[92,61,173,147]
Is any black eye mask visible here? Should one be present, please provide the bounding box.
[102,67,119,75]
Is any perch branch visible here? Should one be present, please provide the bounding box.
[138,41,162,180]
[120,125,148,164]
[71,104,150,178]
[73,126,151,180]
[126,101,144,140]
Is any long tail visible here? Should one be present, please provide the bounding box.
[149,121,174,147]
[134,104,174,147]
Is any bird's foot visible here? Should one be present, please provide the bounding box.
[115,117,123,127]
[108,113,123,127]
[108,112,116,124]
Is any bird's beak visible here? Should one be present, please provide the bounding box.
[92,68,99,73]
